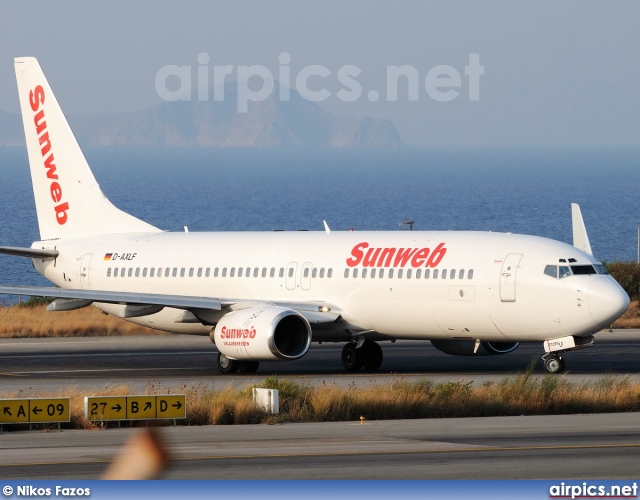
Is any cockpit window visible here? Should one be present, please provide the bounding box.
[571,265,597,275]
[544,265,557,278]
[559,266,572,278]
[595,264,608,275]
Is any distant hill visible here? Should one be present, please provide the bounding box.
[1,83,403,148]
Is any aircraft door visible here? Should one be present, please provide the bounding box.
[499,253,522,302]
[80,253,93,290]
[301,262,313,290]
[286,262,297,291]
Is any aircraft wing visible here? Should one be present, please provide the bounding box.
[0,285,225,311]
[0,286,341,324]
[571,203,593,256]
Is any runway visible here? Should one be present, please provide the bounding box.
[1,332,639,479]
[1,413,639,479]
[0,330,639,393]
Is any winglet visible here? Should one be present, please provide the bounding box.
[323,220,331,234]
[571,203,593,256]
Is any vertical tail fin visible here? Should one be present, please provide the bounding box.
[14,57,160,240]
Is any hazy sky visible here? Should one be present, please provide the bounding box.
[1,1,638,145]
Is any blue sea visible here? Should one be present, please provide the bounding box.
[1,146,639,304]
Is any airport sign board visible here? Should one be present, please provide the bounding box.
[0,398,70,424]
[84,395,185,421]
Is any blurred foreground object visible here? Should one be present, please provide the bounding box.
[102,428,169,479]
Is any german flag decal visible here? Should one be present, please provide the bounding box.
[104,253,113,261]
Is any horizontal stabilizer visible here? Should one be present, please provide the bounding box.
[571,203,593,256]
[0,246,59,259]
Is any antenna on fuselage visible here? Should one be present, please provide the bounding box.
[399,219,415,231]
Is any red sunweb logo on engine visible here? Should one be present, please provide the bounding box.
[29,85,69,226]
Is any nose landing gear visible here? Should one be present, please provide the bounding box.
[542,353,566,374]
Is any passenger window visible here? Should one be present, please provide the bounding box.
[172,268,178,277]
[270,268,275,278]
[450,269,456,279]
[362,269,367,278]
[424,269,430,279]
[312,268,318,278]
[279,268,284,278]
[559,266,572,278]
[179,268,185,277]
[197,268,202,278]
[442,269,447,279]
[398,269,403,278]
[205,268,210,278]
[388,269,394,278]
[415,269,422,279]
[165,268,171,277]
[246,267,251,277]
[379,269,385,278]
[213,268,218,278]
[150,268,155,278]
[262,268,267,278]
[344,268,349,278]
[230,267,235,278]
[107,268,112,277]
[371,269,376,278]
[328,268,333,278]
[320,268,325,278]
[222,267,227,277]
[254,267,259,277]
[433,269,439,279]
[189,268,194,278]
[406,269,412,279]
[544,265,558,278]
[304,268,310,278]
[128,268,133,278]
[468,269,474,279]
[288,267,294,278]
[142,268,147,278]
[238,267,243,278]
[353,269,359,278]
[459,269,465,279]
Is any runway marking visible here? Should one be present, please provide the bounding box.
[0,351,214,359]
[2,442,640,468]
[3,367,211,375]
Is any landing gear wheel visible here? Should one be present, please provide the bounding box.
[543,355,565,374]
[361,341,383,371]
[238,361,260,373]
[342,343,363,372]
[217,353,239,374]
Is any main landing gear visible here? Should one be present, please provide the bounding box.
[216,353,259,374]
[341,340,384,372]
[542,353,566,374]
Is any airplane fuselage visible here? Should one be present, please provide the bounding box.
[34,229,622,343]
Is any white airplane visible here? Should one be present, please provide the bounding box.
[0,57,630,375]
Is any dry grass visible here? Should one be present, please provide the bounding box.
[0,304,159,338]
[612,301,640,329]
[3,372,640,431]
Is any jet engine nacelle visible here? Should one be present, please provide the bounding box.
[212,306,312,362]
[431,339,520,356]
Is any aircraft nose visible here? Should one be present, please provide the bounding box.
[588,278,630,327]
